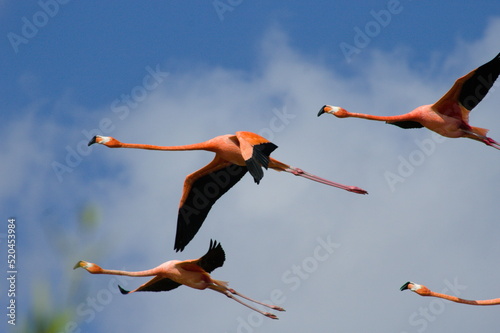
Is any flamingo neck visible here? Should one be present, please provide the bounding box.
[97,267,160,277]
[117,142,211,152]
[429,291,500,306]
[344,111,412,122]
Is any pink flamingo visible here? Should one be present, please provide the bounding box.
[401,281,500,305]
[74,240,285,319]
[89,131,367,251]
[319,52,500,149]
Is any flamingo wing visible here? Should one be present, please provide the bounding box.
[195,239,225,273]
[176,240,226,274]
[175,160,247,252]
[235,131,278,184]
[119,240,226,292]
[433,52,500,117]
[118,276,181,294]
[388,120,424,129]
[458,52,500,111]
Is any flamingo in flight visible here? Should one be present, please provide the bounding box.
[318,52,500,149]
[74,240,285,319]
[88,131,367,251]
[401,281,500,306]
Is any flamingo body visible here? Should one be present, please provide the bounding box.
[89,131,367,251]
[318,52,500,149]
[74,240,285,319]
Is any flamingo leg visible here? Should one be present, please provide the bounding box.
[284,167,368,194]
[208,284,284,319]
[462,130,500,150]
[223,290,280,319]
[227,288,285,312]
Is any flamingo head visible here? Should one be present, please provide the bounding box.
[73,260,102,274]
[317,105,349,118]
[88,135,122,148]
[400,281,431,296]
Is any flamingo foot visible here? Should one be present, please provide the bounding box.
[463,130,500,150]
[484,137,500,150]
[270,305,286,312]
[264,313,279,320]
[286,167,368,195]
[344,186,369,195]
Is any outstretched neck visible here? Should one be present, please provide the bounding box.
[429,291,500,306]
[116,141,211,152]
[342,111,412,123]
[97,267,160,277]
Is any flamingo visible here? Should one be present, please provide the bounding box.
[400,281,500,306]
[318,52,500,149]
[88,131,367,251]
[74,240,285,319]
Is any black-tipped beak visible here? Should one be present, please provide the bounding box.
[88,135,97,146]
[317,105,327,117]
[400,281,412,291]
[118,285,130,295]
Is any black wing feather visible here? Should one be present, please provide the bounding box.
[175,164,247,252]
[459,52,500,111]
[118,279,181,294]
[197,239,225,273]
[388,120,424,129]
[245,142,278,184]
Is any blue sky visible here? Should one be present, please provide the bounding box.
[2,1,500,332]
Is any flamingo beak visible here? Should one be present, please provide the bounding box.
[73,261,86,269]
[118,285,131,295]
[400,281,412,291]
[317,105,334,117]
[88,135,98,146]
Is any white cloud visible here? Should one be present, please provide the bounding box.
[6,18,500,332]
